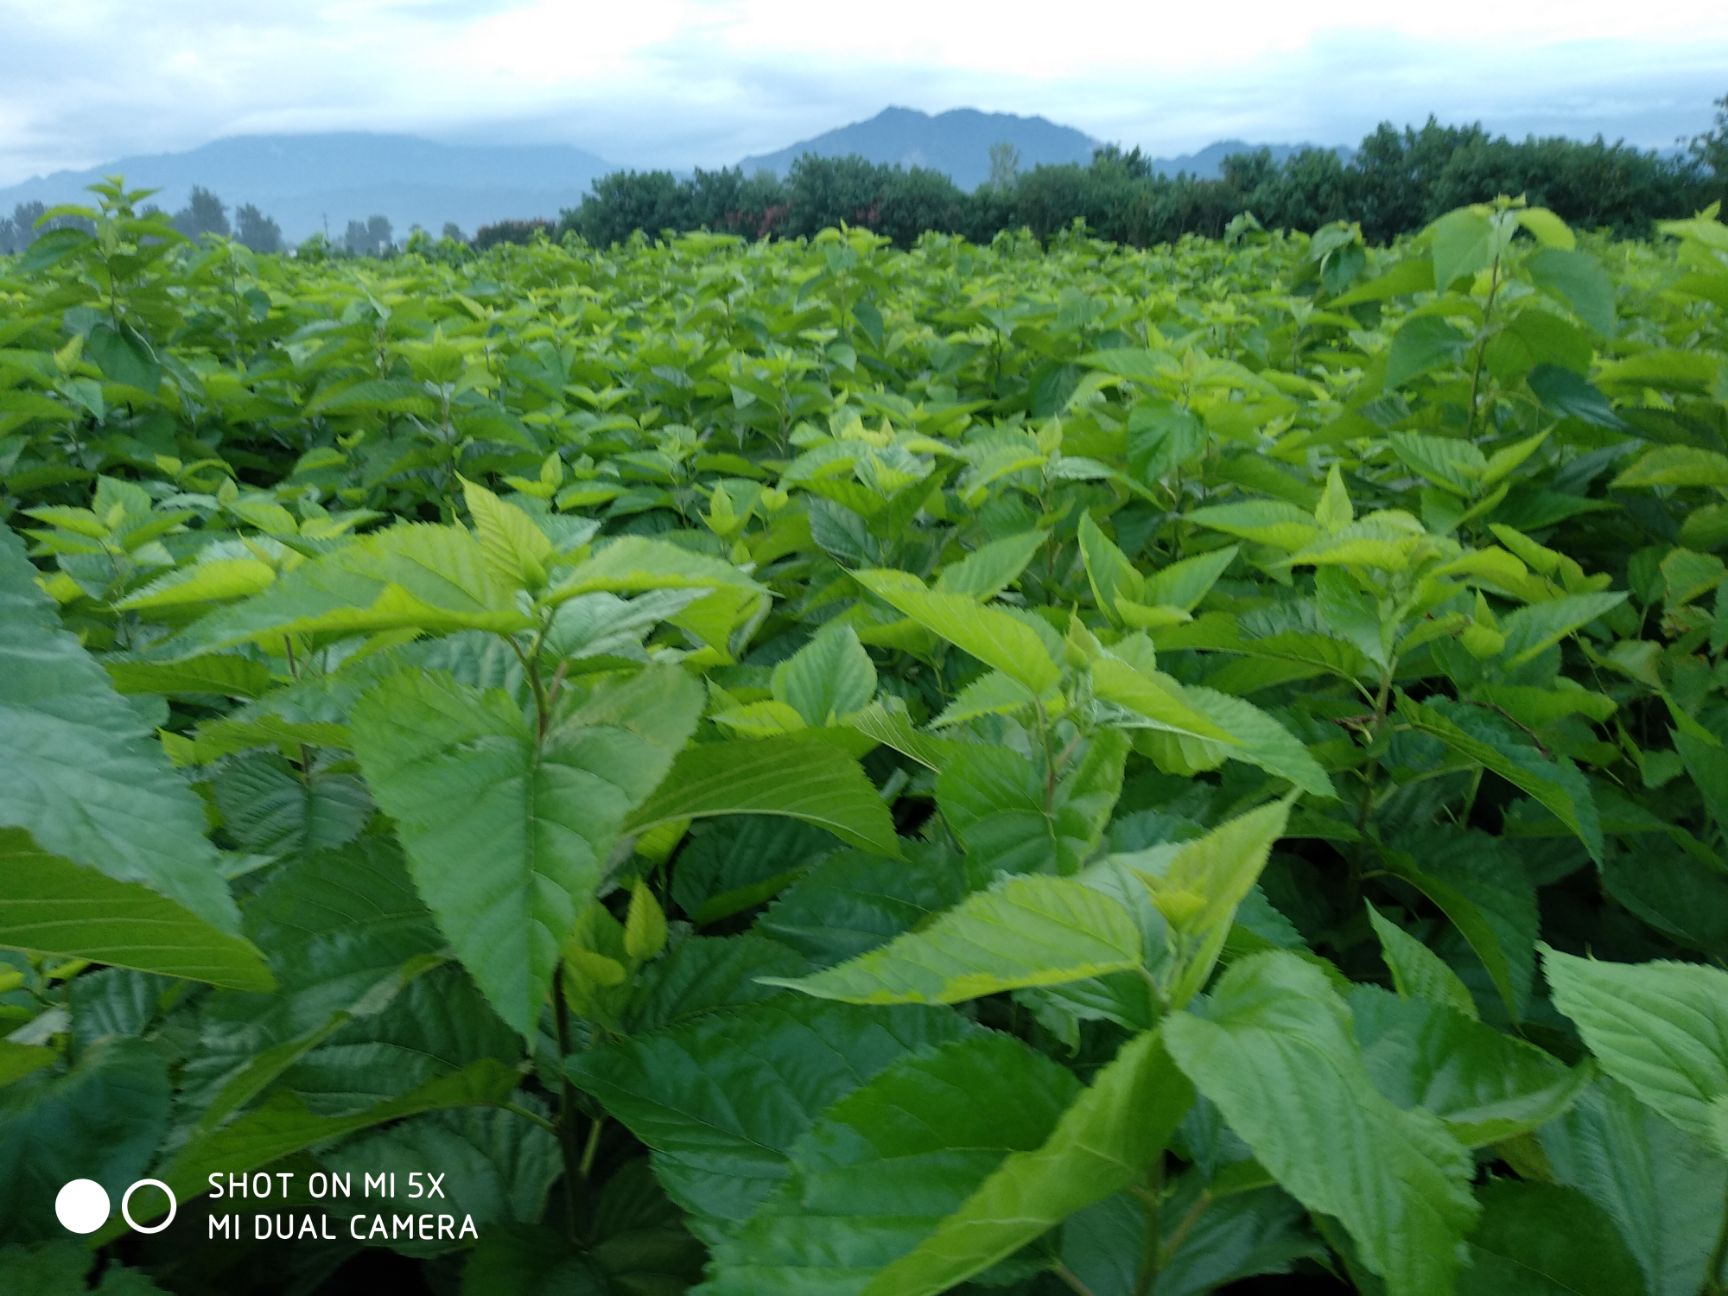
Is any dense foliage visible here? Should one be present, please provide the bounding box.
[2,179,1728,1295]
[564,111,1726,249]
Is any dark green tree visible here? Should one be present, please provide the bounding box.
[234,203,283,254]
[1688,93,1728,206]
[7,201,46,252]
[564,171,688,246]
[172,186,230,241]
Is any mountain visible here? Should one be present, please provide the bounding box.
[738,108,1354,189]
[0,133,612,242]
[739,106,1097,189]
[1147,139,1356,179]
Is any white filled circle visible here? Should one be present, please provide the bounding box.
[121,1179,176,1234]
[55,1179,111,1234]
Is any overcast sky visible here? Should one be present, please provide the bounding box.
[1,0,1723,185]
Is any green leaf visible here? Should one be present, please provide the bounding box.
[1134,798,1293,1008]
[625,935,808,1034]
[623,882,668,961]
[1388,432,1486,497]
[1387,315,1471,387]
[19,225,93,271]
[864,1029,1194,1296]
[1516,207,1577,249]
[1541,1078,1727,1296]
[1091,656,1236,744]
[1464,1181,1647,1296]
[1135,681,1336,798]
[1543,947,1728,1147]
[307,377,437,418]
[844,701,966,773]
[698,1033,1079,1296]
[1315,463,1354,530]
[117,558,276,611]
[1527,365,1626,429]
[626,735,902,857]
[1612,445,1728,490]
[0,828,272,989]
[762,873,1143,1004]
[854,568,1061,694]
[1388,829,1538,1018]
[176,523,527,651]
[104,654,272,699]
[462,476,554,591]
[210,753,371,859]
[1398,697,1602,862]
[1366,902,1477,1018]
[0,524,259,953]
[1164,952,1479,1296]
[119,1061,522,1240]
[320,1106,560,1248]
[87,321,161,392]
[1429,208,1498,290]
[545,535,763,603]
[771,624,876,725]
[351,665,703,1036]
[1186,500,1320,551]
[1115,1178,1323,1296]
[935,732,1128,876]
[1142,544,1238,609]
[1527,247,1615,335]
[1079,347,1177,384]
[758,849,970,967]
[932,530,1045,598]
[1078,512,1144,617]
[1351,985,1587,1147]
[0,1039,170,1243]
[1498,591,1626,665]
[567,998,973,1227]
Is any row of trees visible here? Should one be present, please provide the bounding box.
[0,186,461,258]
[163,186,287,252]
[562,105,1728,249]
[5,102,1724,258]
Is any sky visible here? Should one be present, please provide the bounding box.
[1,0,1724,186]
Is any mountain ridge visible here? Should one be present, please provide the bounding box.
[737,106,1099,188]
[0,113,1357,242]
[0,132,613,242]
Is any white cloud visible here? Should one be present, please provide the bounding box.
[0,0,1721,185]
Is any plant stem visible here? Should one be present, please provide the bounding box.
[1706,1186,1728,1296]
[1350,667,1395,908]
[1467,250,1503,436]
[508,632,550,738]
[1158,1189,1213,1268]
[1051,1263,1100,1296]
[1132,1157,1165,1296]
[551,965,586,1244]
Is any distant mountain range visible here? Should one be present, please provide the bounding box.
[739,106,1098,188]
[1148,139,1356,178]
[0,111,1351,243]
[0,134,613,242]
[740,109,1349,186]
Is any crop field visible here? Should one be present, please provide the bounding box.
[1,184,1727,1295]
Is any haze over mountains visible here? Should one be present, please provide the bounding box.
[0,108,1346,243]
[739,107,1097,188]
[0,134,614,243]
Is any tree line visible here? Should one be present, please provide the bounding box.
[0,186,455,258]
[3,100,1724,259]
[560,103,1728,249]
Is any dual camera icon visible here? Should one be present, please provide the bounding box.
[55,1178,176,1235]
